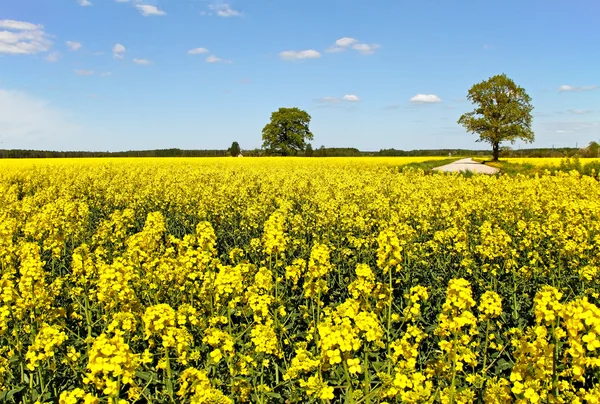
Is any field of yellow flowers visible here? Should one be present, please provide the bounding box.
[1,157,599,403]
[504,157,600,166]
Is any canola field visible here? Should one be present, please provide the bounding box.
[0,157,599,403]
[504,157,600,166]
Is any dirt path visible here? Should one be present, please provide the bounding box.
[432,158,500,174]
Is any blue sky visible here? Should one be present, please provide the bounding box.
[0,0,598,152]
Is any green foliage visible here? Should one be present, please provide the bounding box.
[304,143,314,157]
[482,157,600,179]
[229,141,241,157]
[261,108,314,156]
[458,74,534,161]
[399,158,461,173]
[581,141,600,158]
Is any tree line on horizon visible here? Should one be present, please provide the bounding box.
[2,145,596,159]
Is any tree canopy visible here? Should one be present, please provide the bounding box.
[458,74,534,161]
[262,108,313,156]
[229,141,241,157]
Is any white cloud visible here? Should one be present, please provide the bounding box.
[318,95,360,103]
[327,37,380,55]
[336,37,358,47]
[206,55,231,63]
[343,94,360,102]
[327,37,358,53]
[113,43,126,59]
[188,47,209,55]
[559,85,597,92]
[0,19,52,55]
[74,69,94,76]
[78,0,92,6]
[318,96,341,104]
[352,43,380,55]
[115,0,130,2]
[542,121,600,137]
[66,41,82,51]
[135,4,166,16]
[45,51,61,62]
[0,88,81,148]
[568,109,591,115]
[279,49,321,60]
[99,72,112,77]
[410,94,442,103]
[207,3,242,17]
[133,58,151,65]
[0,20,41,31]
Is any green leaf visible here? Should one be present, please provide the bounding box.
[495,359,512,372]
[0,386,25,401]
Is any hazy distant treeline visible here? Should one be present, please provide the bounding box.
[0,146,586,159]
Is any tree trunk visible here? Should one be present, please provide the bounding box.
[492,142,500,161]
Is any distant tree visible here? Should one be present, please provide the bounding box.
[262,108,313,156]
[458,74,534,161]
[229,141,241,157]
[305,143,314,157]
[316,145,327,157]
[582,141,600,158]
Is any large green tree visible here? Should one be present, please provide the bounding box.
[229,141,241,157]
[458,74,534,161]
[262,108,313,156]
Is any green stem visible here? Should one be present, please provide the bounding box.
[386,267,393,373]
[511,269,518,322]
[342,360,354,403]
[37,366,46,398]
[449,333,458,404]
[84,293,93,340]
[481,320,490,385]
[165,352,174,401]
[552,317,560,399]
[363,348,371,404]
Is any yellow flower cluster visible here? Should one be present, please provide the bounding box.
[1,157,600,402]
[26,324,68,370]
[84,333,139,397]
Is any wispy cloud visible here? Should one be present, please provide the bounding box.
[74,69,94,76]
[352,43,380,55]
[99,72,112,77]
[66,41,82,51]
[0,19,52,55]
[113,43,126,59]
[45,51,61,62]
[559,85,597,92]
[188,47,209,55]
[202,3,242,17]
[77,0,92,6]
[135,4,166,16]
[317,94,360,104]
[133,58,152,65]
[206,55,231,63]
[541,121,600,136]
[568,109,591,115]
[327,37,380,55]
[280,49,321,60]
[0,88,82,148]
